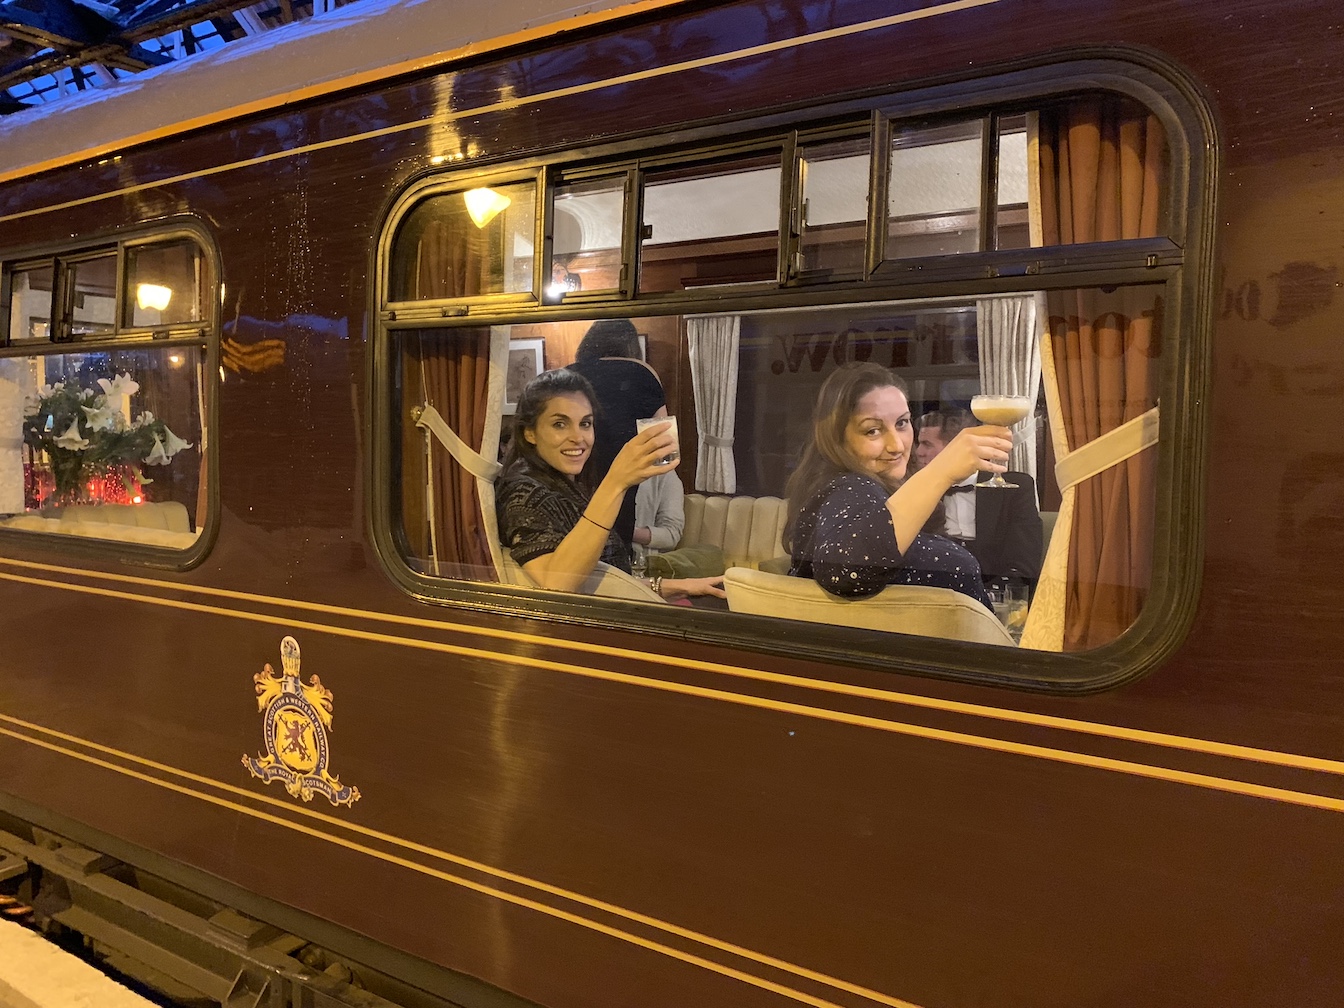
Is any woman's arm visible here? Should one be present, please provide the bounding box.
[523,422,678,592]
[884,426,1012,553]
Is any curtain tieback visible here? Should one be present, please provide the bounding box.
[413,403,502,482]
[1054,405,1159,493]
[702,435,734,448]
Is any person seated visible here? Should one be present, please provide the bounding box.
[916,407,1043,590]
[634,469,685,554]
[496,368,723,601]
[567,319,665,550]
[783,363,1012,608]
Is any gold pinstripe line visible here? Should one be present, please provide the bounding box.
[0,711,916,1008]
[1,556,1341,778]
[1,567,1342,815]
[0,724,915,1008]
[0,0,1004,225]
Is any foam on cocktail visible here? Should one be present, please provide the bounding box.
[970,395,1030,427]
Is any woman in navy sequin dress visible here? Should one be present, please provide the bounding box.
[784,363,1013,608]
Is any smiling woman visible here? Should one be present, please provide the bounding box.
[495,367,724,599]
[783,363,1009,607]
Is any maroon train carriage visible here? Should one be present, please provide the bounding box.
[0,1,1342,1006]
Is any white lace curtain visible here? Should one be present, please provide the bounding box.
[686,315,740,494]
[976,293,1044,484]
[0,359,29,514]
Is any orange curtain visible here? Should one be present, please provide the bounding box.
[1038,98,1166,649]
[399,212,497,578]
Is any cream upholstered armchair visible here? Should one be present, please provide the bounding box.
[497,550,663,602]
[723,567,1016,646]
[681,493,788,570]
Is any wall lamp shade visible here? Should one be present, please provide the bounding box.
[136,283,173,311]
[464,188,511,228]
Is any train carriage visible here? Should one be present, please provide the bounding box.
[0,1,1341,1006]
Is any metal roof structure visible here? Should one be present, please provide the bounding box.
[0,0,361,113]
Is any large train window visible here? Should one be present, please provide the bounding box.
[373,62,1210,684]
[0,231,212,553]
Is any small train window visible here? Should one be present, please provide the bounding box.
[374,65,1209,682]
[0,232,212,553]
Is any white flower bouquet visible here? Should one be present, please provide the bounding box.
[22,373,192,506]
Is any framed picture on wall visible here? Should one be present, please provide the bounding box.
[504,338,545,414]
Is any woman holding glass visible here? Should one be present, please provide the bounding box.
[496,368,725,600]
[783,362,1013,607]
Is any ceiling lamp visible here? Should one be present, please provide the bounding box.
[463,187,511,228]
[136,283,172,311]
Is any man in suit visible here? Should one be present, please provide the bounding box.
[917,408,1043,590]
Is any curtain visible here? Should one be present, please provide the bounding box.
[399,212,501,578]
[976,293,1043,484]
[1021,98,1165,652]
[686,315,740,494]
[0,359,27,513]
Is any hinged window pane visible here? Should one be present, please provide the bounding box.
[390,180,538,301]
[639,154,781,293]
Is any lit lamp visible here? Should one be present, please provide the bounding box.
[463,187,511,228]
[136,283,173,311]
[545,259,583,302]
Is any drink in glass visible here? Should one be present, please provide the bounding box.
[970,394,1031,488]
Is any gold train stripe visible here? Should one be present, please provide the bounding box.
[0,0,1004,224]
[0,714,916,1008]
[2,568,1343,818]
[1,556,1341,779]
[0,724,923,1008]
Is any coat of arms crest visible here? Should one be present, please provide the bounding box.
[242,636,360,807]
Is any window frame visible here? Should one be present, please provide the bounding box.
[369,52,1217,692]
[0,219,220,571]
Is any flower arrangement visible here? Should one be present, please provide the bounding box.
[22,373,192,507]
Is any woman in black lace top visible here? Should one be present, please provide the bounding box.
[783,363,1012,607]
[496,368,724,600]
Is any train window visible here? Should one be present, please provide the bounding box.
[996,114,1031,251]
[0,232,211,552]
[123,240,204,329]
[885,119,986,261]
[5,263,54,343]
[795,136,870,279]
[550,175,627,300]
[638,153,782,293]
[388,179,538,302]
[389,279,1163,651]
[63,252,119,340]
[376,69,1205,678]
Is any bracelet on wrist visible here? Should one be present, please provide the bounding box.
[581,513,612,532]
[650,575,663,596]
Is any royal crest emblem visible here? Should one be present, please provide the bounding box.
[242,636,360,807]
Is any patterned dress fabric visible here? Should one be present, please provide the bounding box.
[496,456,631,574]
[789,473,991,607]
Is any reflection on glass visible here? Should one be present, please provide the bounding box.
[0,345,205,547]
[124,240,204,328]
[390,180,537,300]
[887,119,985,260]
[552,176,624,297]
[7,264,53,343]
[392,283,1163,653]
[68,254,117,338]
[798,137,870,277]
[639,154,781,293]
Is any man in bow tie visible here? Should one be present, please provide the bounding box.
[917,408,1043,592]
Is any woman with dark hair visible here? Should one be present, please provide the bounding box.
[567,318,666,551]
[783,363,1011,606]
[496,368,724,599]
